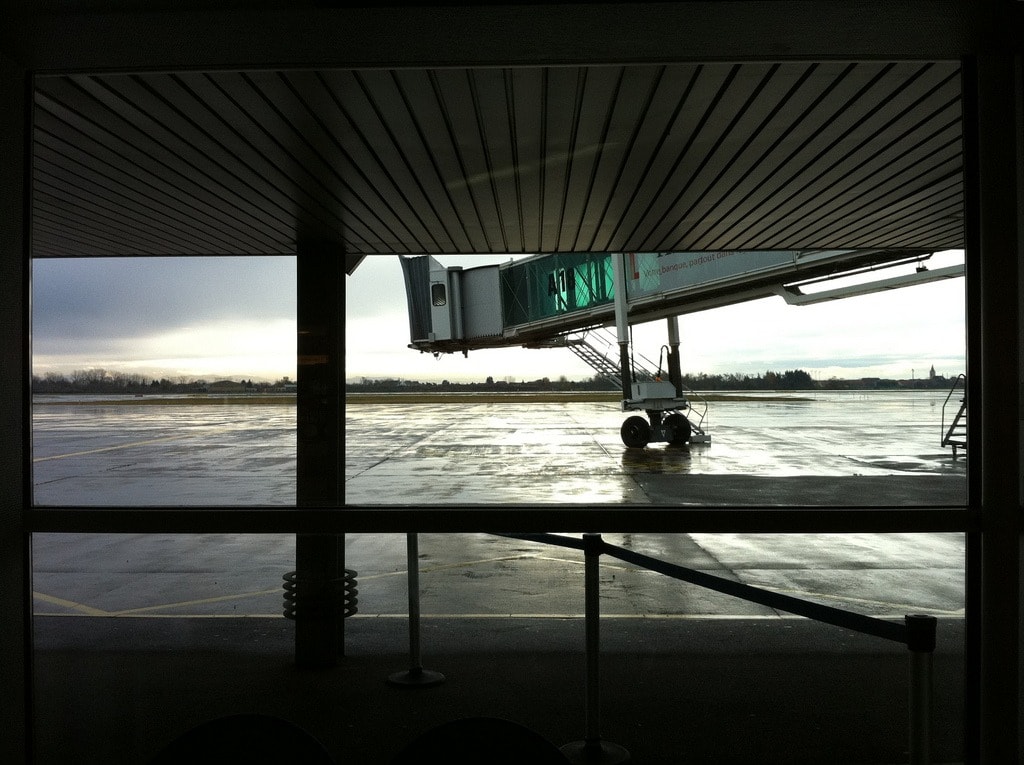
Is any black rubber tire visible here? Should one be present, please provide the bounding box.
[665,413,692,446]
[620,416,651,448]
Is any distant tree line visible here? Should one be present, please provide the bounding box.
[681,369,817,390]
[347,369,958,393]
[32,369,294,394]
[32,367,959,395]
[346,374,613,394]
[678,369,954,390]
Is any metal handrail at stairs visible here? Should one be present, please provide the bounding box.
[566,328,658,386]
[941,374,967,456]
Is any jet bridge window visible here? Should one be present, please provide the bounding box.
[500,252,614,327]
[431,283,447,307]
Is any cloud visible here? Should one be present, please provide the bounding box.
[32,257,296,380]
[32,257,295,341]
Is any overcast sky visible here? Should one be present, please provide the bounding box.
[31,250,966,384]
[32,256,297,382]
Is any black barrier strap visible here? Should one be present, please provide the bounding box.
[496,532,909,645]
[600,540,908,644]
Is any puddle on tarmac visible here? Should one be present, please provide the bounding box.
[620,445,694,474]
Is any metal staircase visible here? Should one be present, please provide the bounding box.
[563,328,657,386]
[941,374,967,456]
[561,335,622,386]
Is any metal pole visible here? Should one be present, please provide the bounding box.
[561,534,630,764]
[906,615,937,765]
[407,532,423,669]
[584,533,601,747]
[388,533,444,687]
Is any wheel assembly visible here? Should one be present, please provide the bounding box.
[620,415,651,448]
[664,413,692,446]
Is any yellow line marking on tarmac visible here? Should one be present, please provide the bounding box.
[33,434,189,462]
[34,612,285,618]
[344,555,547,582]
[108,588,282,616]
[533,554,584,566]
[417,554,541,574]
[33,588,282,617]
[33,592,110,616]
[365,553,627,578]
[534,554,633,572]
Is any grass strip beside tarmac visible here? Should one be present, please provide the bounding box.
[33,395,297,405]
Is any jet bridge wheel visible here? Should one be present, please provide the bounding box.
[665,413,692,446]
[620,416,651,448]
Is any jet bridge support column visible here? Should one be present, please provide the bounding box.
[667,315,683,398]
[611,253,632,399]
[612,257,702,449]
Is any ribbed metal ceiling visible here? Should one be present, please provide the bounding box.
[32,60,964,259]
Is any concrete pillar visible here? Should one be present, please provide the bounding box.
[0,51,30,764]
[295,242,345,668]
[964,46,1024,762]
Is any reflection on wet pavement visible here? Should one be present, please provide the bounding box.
[345,392,966,504]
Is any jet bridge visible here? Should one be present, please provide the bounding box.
[400,249,962,447]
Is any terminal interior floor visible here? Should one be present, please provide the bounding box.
[34,613,964,764]
[31,395,968,763]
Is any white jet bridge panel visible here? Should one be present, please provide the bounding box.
[401,248,941,353]
[626,250,864,299]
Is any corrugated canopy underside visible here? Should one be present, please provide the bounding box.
[32,61,964,264]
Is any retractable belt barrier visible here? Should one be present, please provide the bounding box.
[494,532,937,765]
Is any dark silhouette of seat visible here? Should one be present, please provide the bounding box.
[149,713,335,764]
[389,716,569,764]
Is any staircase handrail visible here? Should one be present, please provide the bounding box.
[941,373,967,449]
[682,383,709,432]
[580,327,661,383]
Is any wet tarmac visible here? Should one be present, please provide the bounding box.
[345,392,966,506]
[32,390,967,620]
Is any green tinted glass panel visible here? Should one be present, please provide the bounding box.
[500,253,614,328]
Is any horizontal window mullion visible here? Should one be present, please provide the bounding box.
[26,505,974,535]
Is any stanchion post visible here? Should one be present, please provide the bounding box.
[561,533,630,764]
[388,532,445,688]
[906,614,937,765]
